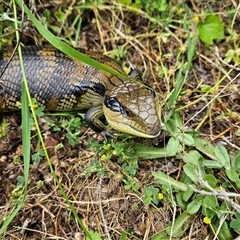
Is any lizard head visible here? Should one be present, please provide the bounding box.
[103,82,162,138]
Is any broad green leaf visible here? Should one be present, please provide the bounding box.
[197,14,224,45]
[183,164,198,183]
[200,84,212,93]
[182,187,194,202]
[165,211,192,237]
[86,231,103,240]
[203,174,217,188]
[151,231,173,240]
[224,49,235,63]
[183,150,203,166]
[235,212,240,220]
[230,219,240,229]
[236,180,240,188]
[187,198,202,214]
[177,133,195,146]
[176,192,187,210]
[234,154,240,170]
[152,171,188,191]
[215,145,230,169]
[166,118,179,136]
[166,137,179,155]
[202,195,217,208]
[172,112,183,129]
[118,143,175,159]
[120,231,128,240]
[221,221,233,240]
[35,106,45,117]
[166,112,183,135]
[202,160,222,169]
[50,25,61,34]
[54,11,66,23]
[211,221,232,240]
[180,172,195,185]
[0,117,7,138]
[202,207,216,219]
[194,137,217,160]
[226,168,239,183]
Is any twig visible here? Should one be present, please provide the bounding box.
[213,215,227,240]
[20,218,31,235]
[189,173,240,213]
[185,70,240,125]
[98,176,112,240]
[221,136,240,150]
[231,0,240,30]
[214,46,240,71]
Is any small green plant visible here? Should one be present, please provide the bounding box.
[86,230,108,240]
[224,49,240,64]
[11,176,25,204]
[36,180,44,189]
[109,45,127,62]
[63,117,83,146]
[29,99,84,146]
[45,115,84,146]
[32,149,45,164]
[84,159,105,178]
[196,14,224,45]
[87,139,141,190]
[13,155,21,164]
[0,10,16,46]
[230,212,240,234]
[224,28,240,65]
[119,0,168,15]
[151,112,240,239]
[136,0,167,13]
[142,185,160,205]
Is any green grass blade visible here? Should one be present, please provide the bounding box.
[166,60,184,109]
[21,80,30,193]
[118,142,176,159]
[152,171,188,191]
[14,2,31,197]
[165,211,192,237]
[0,203,24,235]
[166,34,198,109]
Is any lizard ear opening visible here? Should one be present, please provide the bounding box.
[129,69,156,98]
[147,87,156,97]
[128,68,142,81]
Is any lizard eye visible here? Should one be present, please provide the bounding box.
[104,96,126,114]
